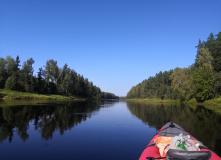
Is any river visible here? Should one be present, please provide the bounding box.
[0,100,220,160]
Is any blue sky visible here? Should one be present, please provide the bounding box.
[1,0,221,96]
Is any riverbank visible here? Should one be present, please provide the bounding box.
[126,98,180,103]
[127,97,221,105]
[0,89,86,101]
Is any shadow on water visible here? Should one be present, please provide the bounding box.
[126,101,221,156]
[0,100,115,143]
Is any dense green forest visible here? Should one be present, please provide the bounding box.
[0,57,119,99]
[127,31,221,102]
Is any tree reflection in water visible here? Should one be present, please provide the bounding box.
[126,101,221,156]
[0,101,102,142]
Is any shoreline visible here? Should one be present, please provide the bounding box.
[126,98,180,104]
[0,89,86,101]
[126,98,221,106]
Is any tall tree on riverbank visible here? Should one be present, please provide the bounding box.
[20,58,35,92]
[43,59,59,85]
[4,56,22,91]
[193,48,215,102]
[170,67,194,101]
[0,58,7,88]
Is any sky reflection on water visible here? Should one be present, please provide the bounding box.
[0,100,220,159]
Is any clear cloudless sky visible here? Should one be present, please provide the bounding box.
[0,0,221,96]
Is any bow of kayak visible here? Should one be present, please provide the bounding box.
[139,122,221,160]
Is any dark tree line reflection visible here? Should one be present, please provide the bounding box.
[127,101,221,156]
[0,101,103,142]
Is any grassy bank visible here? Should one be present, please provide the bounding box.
[0,89,85,100]
[127,97,221,106]
[126,98,180,103]
[184,97,221,106]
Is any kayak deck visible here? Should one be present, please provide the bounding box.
[139,122,221,160]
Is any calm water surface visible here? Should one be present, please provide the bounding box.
[0,100,220,160]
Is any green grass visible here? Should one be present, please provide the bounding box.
[200,97,221,114]
[0,89,84,100]
[186,97,221,106]
[127,98,180,103]
[127,97,221,106]
[186,98,197,104]
[204,97,221,105]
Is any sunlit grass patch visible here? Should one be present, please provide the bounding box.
[127,98,179,103]
[0,89,77,100]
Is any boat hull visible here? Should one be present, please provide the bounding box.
[139,122,221,160]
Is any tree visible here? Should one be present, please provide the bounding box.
[0,56,21,90]
[196,39,203,49]
[42,59,60,94]
[5,72,19,90]
[214,72,221,96]
[0,58,7,88]
[70,70,78,95]
[20,58,35,92]
[22,58,34,75]
[210,32,221,72]
[43,59,59,85]
[5,56,17,76]
[193,48,215,102]
[207,33,215,41]
[15,56,21,71]
[36,67,45,93]
[76,75,85,96]
[170,67,193,101]
[57,64,72,95]
[202,32,221,72]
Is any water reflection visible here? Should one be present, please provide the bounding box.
[126,101,221,156]
[0,101,103,142]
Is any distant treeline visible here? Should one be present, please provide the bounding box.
[0,57,119,99]
[127,31,221,102]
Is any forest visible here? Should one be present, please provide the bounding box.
[0,56,119,99]
[127,31,221,102]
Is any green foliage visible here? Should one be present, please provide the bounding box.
[127,70,173,100]
[195,48,213,68]
[43,59,59,84]
[0,56,112,99]
[5,56,17,76]
[205,32,221,72]
[193,67,215,102]
[193,48,215,102]
[214,72,221,96]
[0,89,74,100]
[22,58,34,75]
[101,92,119,99]
[127,31,221,103]
[0,58,7,88]
[5,72,19,90]
[170,67,194,101]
